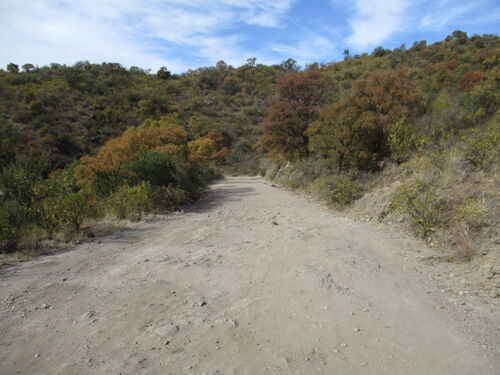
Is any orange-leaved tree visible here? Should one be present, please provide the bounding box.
[257,69,328,160]
[74,119,188,197]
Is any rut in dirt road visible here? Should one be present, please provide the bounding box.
[0,177,498,374]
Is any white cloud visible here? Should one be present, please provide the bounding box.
[419,1,483,31]
[0,0,295,72]
[271,31,337,64]
[345,0,408,50]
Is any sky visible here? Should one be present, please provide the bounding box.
[0,0,498,73]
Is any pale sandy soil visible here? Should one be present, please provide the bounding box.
[0,176,498,374]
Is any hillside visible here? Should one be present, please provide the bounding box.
[0,31,499,296]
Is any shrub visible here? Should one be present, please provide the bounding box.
[133,151,179,187]
[0,201,25,253]
[386,119,426,162]
[106,182,154,221]
[151,186,189,211]
[453,199,485,230]
[460,119,499,169]
[311,175,360,206]
[390,179,443,238]
[59,192,98,231]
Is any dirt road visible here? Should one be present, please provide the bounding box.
[0,177,498,374]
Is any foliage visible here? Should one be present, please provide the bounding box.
[311,175,361,206]
[390,179,443,238]
[460,117,500,169]
[257,69,328,159]
[1,32,498,260]
[453,199,485,229]
[132,152,179,187]
[106,182,154,221]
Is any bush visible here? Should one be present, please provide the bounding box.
[59,192,98,231]
[132,152,179,187]
[460,119,499,169]
[387,119,425,162]
[453,199,485,230]
[106,182,154,221]
[390,179,443,238]
[151,186,189,211]
[0,201,25,253]
[311,174,360,206]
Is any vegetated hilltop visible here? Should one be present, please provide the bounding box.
[0,31,498,294]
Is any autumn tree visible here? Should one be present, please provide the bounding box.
[257,69,328,159]
[74,123,188,197]
[308,68,424,171]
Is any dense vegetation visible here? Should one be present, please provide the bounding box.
[1,31,498,264]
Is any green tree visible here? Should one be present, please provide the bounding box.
[6,63,19,73]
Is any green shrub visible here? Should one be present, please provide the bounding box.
[311,175,360,206]
[151,186,189,211]
[106,182,154,221]
[387,119,428,162]
[59,192,98,231]
[31,170,78,238]
[460,119,499,169]
[133,152,179,187]
[0,200,25,252]
[453,199,485,229]
[390,179,443,238]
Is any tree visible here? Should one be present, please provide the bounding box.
[280,58,300,71]
[257,69,328,159]
[6,63,19,73]
[22,63,35,72]
[307,99,381,172]
[157,67,171,80]
[308,68,424,171]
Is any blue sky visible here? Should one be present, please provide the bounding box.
[1,0,498,73]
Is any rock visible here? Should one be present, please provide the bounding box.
[354,327,360,332]
[272,221,279,226]
[34,353,40,358]
[360,362,367,366]
[146,320,180,337]
[340,343,347,347]
[40,303,49,309]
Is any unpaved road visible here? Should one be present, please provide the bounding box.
[0,177,498,374]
